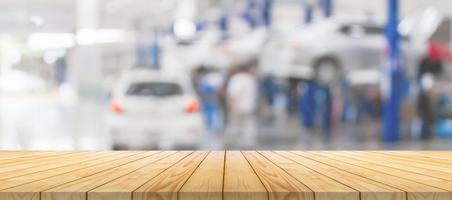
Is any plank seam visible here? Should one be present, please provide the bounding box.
[84,151,177,193]
[36,152,151,200]
[291,151,411,198]
[0,152,79,165]
[257,151,317,200]
[222,150,226,200]
[271,151,360,193]
[306,151,451,194]
[42,151,167,194]
[373,151,452,168]
[0,151,116,181]
[240,151,269,200]
[0,152,137,192]
[176,151,211,200]
[0,152,88,174]
[130,151,195,194]
[326,152,452,192]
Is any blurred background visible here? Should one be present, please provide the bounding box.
[0,0,452,150]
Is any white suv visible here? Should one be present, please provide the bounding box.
[108,68,204,150]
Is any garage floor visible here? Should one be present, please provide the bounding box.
[1,95,451,150]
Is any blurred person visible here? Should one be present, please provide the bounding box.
[416,47,445,139]
[55,56,67,85]
[198,67,225,134]
[191,66,208,96]
[220,67,241,124]
[298,80,333,137]
[260,75,277,106]
[417,73,436,139]
[226,63,258,148]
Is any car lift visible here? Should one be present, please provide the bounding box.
[382,0,403,141]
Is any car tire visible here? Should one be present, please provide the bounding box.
[112,143,129,150]
[314,58,341,86]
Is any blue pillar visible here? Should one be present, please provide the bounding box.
[242,1,258,29]
[319,0,333,17]
[262,0,273,27]
[303,1,314,24]
[382,0,402,141]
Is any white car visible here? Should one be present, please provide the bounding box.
[108,69,204,150]
[259,11,448,84]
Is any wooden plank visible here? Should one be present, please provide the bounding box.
[0,151,59,158]
[366,152,452,173]
[242,151,314,200]
[132,151,208,200]
[0,152,127,191]
[325,152,452,191]
[0,151,452,200]
[0,152,85,172]
[380,151,452,159]
[223,151,267,200]
[275,151,405,200]
[0,152,151,200]
[179,151,225,200]
[260,151,359,200]
[89,151,193,200]
[0,151,116,180]
[41,151,170,200]
[294,151,451,200]
[0,152,73,164]
[339,151,452,181]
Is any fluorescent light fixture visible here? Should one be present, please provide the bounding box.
[174,19,196,40]
[27,33,75,50]
[76,29,128,45]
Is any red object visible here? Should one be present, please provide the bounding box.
[111,100,123,113]
[428,42,452,61]
[185,98,200,113]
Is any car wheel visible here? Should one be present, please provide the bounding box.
[314,58,341,86]
[112,143,129,150]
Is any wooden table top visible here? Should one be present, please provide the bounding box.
[0,151,451,200]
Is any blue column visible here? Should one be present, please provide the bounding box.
[382,0,402,141]
[242,1,258,29]
[319,0,333,17]
[303,1,314,24]
[261,0,273,27]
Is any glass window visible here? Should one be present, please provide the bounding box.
[126,82,183,97]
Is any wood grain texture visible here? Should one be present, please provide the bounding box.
[296,151,451,200]
[275,151,406,200]
[41,151,168,200]
[0,151,451,200]
[89,151,192,200]
[0,152,147,200]
[335,151,452,185]
[242,151,314,200]
[0,152,130,191]
[179,151,225,200]
[133,151,209,200]
[259,151,359,200]
[223,151,267,200]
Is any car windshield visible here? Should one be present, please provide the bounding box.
[126,82,183,97]
[339,24,384,36]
